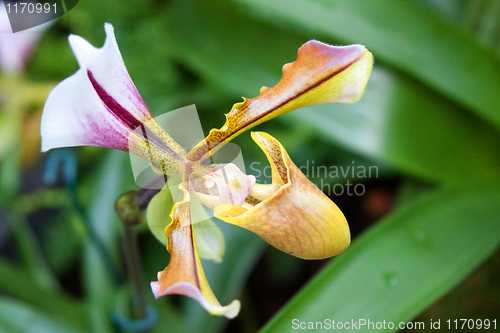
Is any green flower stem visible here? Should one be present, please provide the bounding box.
[115,188,161,331]
[122,224,148,322]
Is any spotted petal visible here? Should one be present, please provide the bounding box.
[150,179,240,318]
[146,184,226,263]
[41,23,185,174]
[188,41,373,162]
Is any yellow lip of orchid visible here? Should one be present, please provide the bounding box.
[200,132,350,260]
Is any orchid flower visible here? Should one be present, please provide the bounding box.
[40,23,372,318]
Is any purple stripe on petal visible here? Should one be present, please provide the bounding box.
[88,70,183,160]
[88,70,143,130]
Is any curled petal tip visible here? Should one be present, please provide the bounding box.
[152,200,240,318]
[219,300,241,319]
[68,34,92,68]
[151,278,241,318]
[284,40,373,105]
[104,22,114,33]
[150,281,161,299]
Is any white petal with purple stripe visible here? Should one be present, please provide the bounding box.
[41,23,153,152]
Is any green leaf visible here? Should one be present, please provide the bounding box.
[258,184,500,333]
[6,209,60,293]
[0,296,84,333]
[193,219,226,263]
[232,0,500,131]
[151,296,191,333]
[146,186,174,246]
[169,0,306,97]
[0,259,87,330]
[83,150,127,332]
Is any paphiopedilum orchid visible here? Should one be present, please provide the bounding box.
[40,23,372,318]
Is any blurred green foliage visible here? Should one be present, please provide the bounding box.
[1,0,499,332]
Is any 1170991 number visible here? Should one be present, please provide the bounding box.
[6,2,57,14]
[446,319,497,330]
